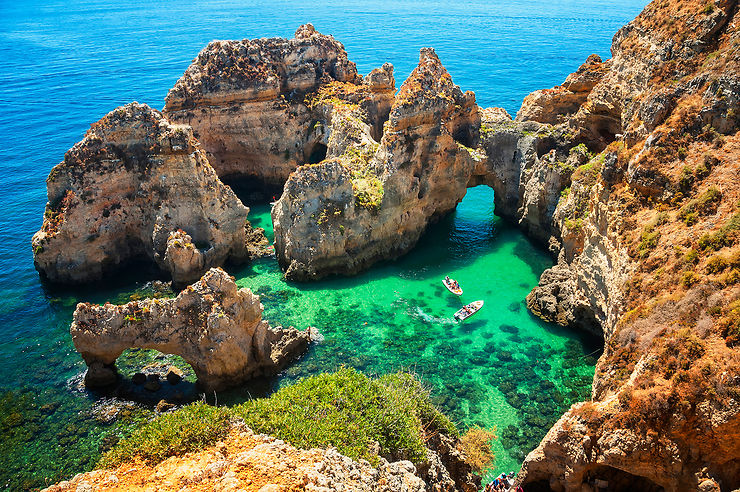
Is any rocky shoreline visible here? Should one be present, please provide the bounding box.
[36,0,740,489]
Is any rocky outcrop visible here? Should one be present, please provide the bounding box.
[163,24,389,188]
[31,103,260,285]
[71,267,313,391]
[515,0,740,489]
[43,424,429,492]
[272,48,479,280]
[516,54,610,125]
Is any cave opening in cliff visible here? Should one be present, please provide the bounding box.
[523,466,666,492]
[307,142,328,164]
[221,176,285,204]
[581,465,665,492]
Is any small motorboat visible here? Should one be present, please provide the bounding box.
[454,300,484,321]
[443,276,463,296]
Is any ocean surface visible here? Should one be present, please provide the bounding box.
[0,0,647,489]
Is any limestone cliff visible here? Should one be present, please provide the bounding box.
[71,267,312,391]
[163,24,391,189]
[514,0,740,489]
[31,103,260,285]
[273,48,479,280]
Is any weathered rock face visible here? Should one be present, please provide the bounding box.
[515,0,740,489]
[31,103,259,285]
[43,424,432,492]
[71,267,313,391]
[163,24,376,187]
[273,48,479,280]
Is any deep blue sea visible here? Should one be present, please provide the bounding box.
[0,1,646,489]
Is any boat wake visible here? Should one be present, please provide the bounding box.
[413,306,456,325]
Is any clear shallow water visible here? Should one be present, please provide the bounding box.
[0,0,645,489]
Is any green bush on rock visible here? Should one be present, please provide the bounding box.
[234,368,455,465]
[98,402,231,468]
[98,368,457,469]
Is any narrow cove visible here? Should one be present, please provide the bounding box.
[230,185,600,475]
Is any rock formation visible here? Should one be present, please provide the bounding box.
[71,267,313,391]
[42,424,430,492]
[33,10,740,489]
[32,103,262,285]
[272,48,479,280]
[163,24,391,190]
[512,0,740,489]
[262,6,740,489]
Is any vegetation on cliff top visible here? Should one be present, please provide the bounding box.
[98,368,465,469]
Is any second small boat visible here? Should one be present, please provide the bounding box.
[454,300,484,321]
[443,276,463,296]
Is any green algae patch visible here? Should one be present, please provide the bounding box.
[98,402,231,468]
[234,368,455,465]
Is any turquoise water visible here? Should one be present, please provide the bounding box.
[233,187,601,475]
[0,1,646,489]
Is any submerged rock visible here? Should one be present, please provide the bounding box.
[71,267,313,391]
[31,103,261,285]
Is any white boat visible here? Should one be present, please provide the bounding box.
[454,300,484,321]
[443,277,463,296]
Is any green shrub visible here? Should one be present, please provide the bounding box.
[680,211,698,226]
[706,255,728,274]
[571,155,603,188]
[679,187,722,225]
[684,248,699,265]
[681,271,697,288]
[720,301,740,346]
[679,166,694,190]
[730,250,740,270]
[720,269,740,286]
[98,402,231,468]
[638,227,660,257]
[234,368,455,466]
[698,212,740,251]
[694,162,710,180]
[99,369,456,470]
[697,187,722,212]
